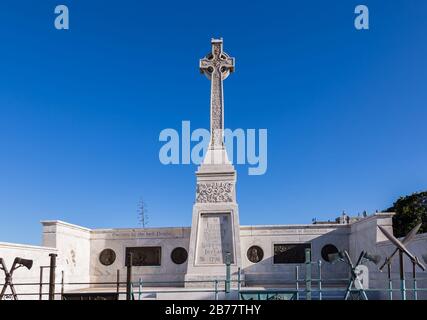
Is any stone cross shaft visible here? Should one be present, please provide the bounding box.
[200,39,235,149]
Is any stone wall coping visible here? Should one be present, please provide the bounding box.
[240,224,348,230]
[91,226,191,233]
[349,212,395,228]
[39,221,352,234]
[39,217,399,235]
[40,220,91,232]
[0,241,57,252]
[90,224,347,233]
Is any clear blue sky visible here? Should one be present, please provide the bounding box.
[0,1,426,245]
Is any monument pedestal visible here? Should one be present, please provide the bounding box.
[185,39,243,287]
[185,151,243,287]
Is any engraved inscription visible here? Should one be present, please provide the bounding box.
[196,213,234,265]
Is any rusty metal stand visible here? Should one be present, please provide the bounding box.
[0,257,33,300]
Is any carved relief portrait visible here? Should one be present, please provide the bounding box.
[321,244,339,262]
[171,247,188,265]
[99,248,116,266]
[247,245,264,263]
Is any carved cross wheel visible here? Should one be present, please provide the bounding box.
[199,39,235,149]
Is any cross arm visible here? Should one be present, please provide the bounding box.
[199,56,235,73]
[221,56,235,72]
[199,57,213,73]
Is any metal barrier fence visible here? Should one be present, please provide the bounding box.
[1,250,427,300]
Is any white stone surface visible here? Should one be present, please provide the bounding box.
[196,213,234,265]
[89,226,190,285]
[42,220,91,288]
[240,224,350,284]
[0,242,57,300]
[2,213,427,299]
[185,160,243,285]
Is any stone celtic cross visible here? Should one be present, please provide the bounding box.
[200,38,235,149]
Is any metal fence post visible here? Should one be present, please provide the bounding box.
[39,266,43,300]
[225,252,231,295]
[305,248,312,300]
[387,264,393,300]
[295,265,300,300]
[399,251,406,301]
[237,267,241,299]
[138,278,143,301]
[412,262,417,301]
[126,252,133,300]
[318,260,322,301]
[61,270,64,299]
[116,269,120,298]
[48,253,57,300]
[214,280,218,300]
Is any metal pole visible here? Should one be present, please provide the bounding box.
[138,278,143,301]
[412,261,417,300]
[225,252,231,294]
[237,267,241,299]
[387,263,393,300]
[318,260,322,301]
[399,250,406,301]
[214,280,218,300]
[61,270,64,300]
[116,269,120,298]
[39,266,43,300]
[295,265,299,300]
[126,253,133,300]
[305,248,312,300]
[48,253,57,301]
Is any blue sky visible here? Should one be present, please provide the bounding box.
[0,1,426,245]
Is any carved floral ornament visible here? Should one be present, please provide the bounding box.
[196,182,233,203]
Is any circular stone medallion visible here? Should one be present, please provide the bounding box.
[99,248,116,266]
[171,247,188,265]
[321,244,339,262]
[247,245,264,263]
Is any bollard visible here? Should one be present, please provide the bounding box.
[305,248,312,300]
[126,253,133,300]
[48,253,57,300]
